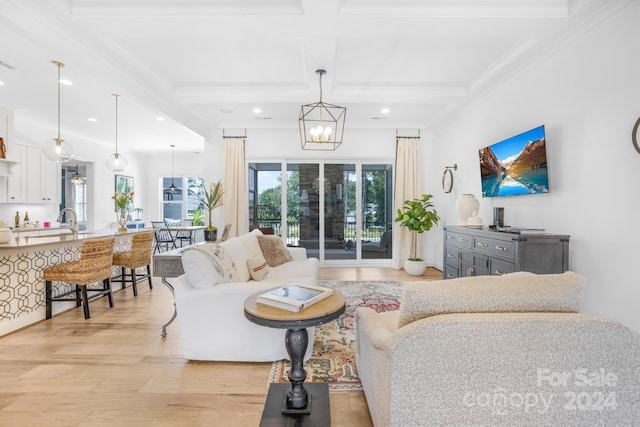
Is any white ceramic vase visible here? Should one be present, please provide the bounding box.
[404,259,426,276]
[456,194,479,225]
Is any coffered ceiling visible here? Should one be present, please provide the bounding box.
[0,0,632,153]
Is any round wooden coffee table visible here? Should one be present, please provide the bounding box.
[244,288,346,425]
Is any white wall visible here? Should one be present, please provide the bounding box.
[426,2,640,332]
[245,127,397,161]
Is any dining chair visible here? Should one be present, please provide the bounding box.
[112,230,155,296]
[151,221,177,253]
[175,218,195,247]
[44,236,116,319]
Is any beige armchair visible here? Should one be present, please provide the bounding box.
[355,272,640,426]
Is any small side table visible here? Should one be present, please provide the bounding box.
[244,289,346,426]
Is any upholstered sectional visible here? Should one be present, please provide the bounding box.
[355,272,640,426]
[168,229,319,361]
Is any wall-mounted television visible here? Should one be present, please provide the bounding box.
[479,125,549,198]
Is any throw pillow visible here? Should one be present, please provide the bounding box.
[181,246,226,290]
[257,235,293,267]
[238,228,264,260]
[247,255,270,281]
[199,239,247,283]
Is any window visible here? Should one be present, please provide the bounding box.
[161,176,204,221]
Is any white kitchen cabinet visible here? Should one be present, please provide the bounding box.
[2,144,60,204]
[6,143,27,203]
[38,148,60,203]
[23,145,60,204]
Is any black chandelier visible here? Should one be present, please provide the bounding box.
[163,144,182,199]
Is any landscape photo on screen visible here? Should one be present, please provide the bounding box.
[479,125,549,197]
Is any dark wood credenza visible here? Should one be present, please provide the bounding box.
[443,225,570,279]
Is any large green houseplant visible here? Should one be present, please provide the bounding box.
[394,193,440,276]
[197,180,224,241]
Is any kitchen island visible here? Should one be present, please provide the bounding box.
[0,228,149,336]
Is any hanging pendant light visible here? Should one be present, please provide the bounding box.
[70,164,84,185]
[43,60,73,162]
[299,69,346,151]
[106,94,128,172]
[163,144,182,197]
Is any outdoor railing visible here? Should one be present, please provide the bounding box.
[252,219,389,247]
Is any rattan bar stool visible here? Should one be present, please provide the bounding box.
[112,231,154,297]
[44,236,116,320]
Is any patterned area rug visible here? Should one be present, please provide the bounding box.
[268,280,404,391]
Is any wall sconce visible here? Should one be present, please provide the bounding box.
[442,164,457,193]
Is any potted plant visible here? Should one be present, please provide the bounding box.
[197,180,224,241]
[112,191,134,232]
[394,194,440,276]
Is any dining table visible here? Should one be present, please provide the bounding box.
[166,225,204,247]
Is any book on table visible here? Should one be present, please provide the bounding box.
[257,283,333,312]
[496,226,546,234]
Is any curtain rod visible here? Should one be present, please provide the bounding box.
[223,129,247,138]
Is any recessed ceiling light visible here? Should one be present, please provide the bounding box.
[87,117,97,122]
[253,107,262,114]
[220,108,234,114]
[381,108,390,114]
[156,116,165,122]
[59,79,73,86]
[0,81,4,86]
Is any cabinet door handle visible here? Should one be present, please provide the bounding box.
[477,242,488,247]
[446,274,455,279]
[466,267,474,277]
[460,238,468,243]
[447,254,455,259]
[448,236,456,240]
[494,270,505,276]
[495,246,508,251]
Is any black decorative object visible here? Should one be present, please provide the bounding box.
[632,116,640,154]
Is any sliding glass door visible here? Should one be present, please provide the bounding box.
[361,164,394,260]
[248,160,393,264]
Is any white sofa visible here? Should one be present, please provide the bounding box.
[167,229,319,362]
[356,272,640,426]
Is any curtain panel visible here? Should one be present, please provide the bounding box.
[223,137,248,238]
[392,137,422,269]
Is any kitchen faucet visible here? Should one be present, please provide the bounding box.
[57,208,78,234]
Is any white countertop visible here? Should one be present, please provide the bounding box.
[0,228,148,249]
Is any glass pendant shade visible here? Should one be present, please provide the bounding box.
[44,61,73,162]
[70,173,83,185]
[106,93,127,172]
[105,152,128,172]
[43,138,73,162]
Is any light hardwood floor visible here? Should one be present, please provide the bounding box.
[0,266,441,426]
